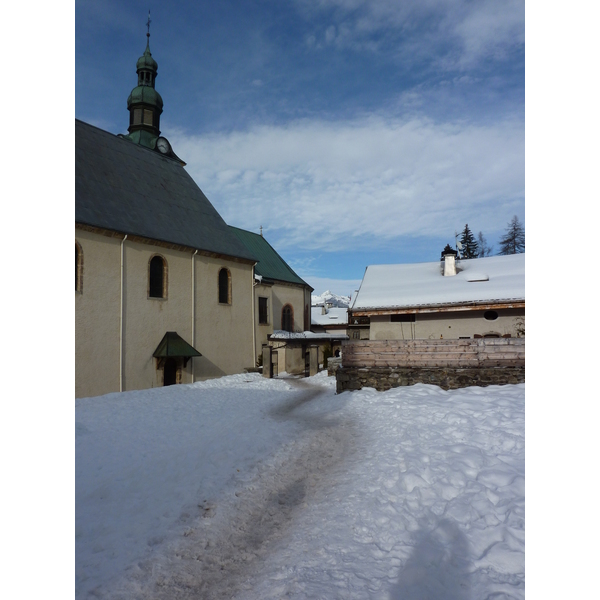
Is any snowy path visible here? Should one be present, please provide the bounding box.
[77,373,525,599]
[112,378,359,599]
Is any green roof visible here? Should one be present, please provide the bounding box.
[153,332,201,358]
[127,85,163,110]
[229,226,312,289]
[136,41,158,72]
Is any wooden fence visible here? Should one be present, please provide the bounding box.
[341,338,525,369]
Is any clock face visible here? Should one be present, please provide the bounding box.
[156,137,170,154]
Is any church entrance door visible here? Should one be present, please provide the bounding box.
[164,358,177,386]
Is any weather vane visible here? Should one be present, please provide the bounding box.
[146,10,151,38]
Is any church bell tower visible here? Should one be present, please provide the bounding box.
[126,14,163,144]
[120,14,183,163]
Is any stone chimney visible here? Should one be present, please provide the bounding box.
[441,248,458,276]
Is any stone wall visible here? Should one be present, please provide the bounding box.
[336,338,524,392]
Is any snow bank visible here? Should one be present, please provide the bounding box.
[76,373,524,599]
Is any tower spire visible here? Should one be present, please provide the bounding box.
[123,15,163,144]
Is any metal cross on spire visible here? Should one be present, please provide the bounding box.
[146,10,151,39]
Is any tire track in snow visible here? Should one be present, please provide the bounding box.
[108,378,359,599]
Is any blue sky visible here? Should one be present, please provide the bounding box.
[76,0,525,296]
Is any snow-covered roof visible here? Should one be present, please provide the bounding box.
[311,307,349,326]
[352,253,524,311]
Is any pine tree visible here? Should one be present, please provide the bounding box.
[498,215,525,255]
[477,231,493,257]
[440,243,455,261]
[459,224,478,259]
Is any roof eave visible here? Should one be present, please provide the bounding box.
[350,299,525,317]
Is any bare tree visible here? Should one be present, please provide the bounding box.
[477,231,493,257]
[498,216,525,255]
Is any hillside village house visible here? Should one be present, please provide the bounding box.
[337,251,525,392]
[310,306,349,360]
[76,35,303,397]
[348,252,525,341]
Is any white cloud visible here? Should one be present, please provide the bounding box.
[296,0,524,70]
[451,0,524,67]
[171,114,523,253]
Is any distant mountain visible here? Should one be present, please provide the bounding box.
[311,290,351,308]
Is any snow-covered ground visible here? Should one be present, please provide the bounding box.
[76,373,524,599]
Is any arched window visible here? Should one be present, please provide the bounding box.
[218,268,231,304]
[282,304,293,332]
[75,241,83,292]
[149,255,167,298]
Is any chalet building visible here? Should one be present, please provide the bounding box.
[310,306,349,360]
[336,252,525,392]
[348,252,525,341]
[76,33,301,397]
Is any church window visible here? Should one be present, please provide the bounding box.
[259,297,269,324]
[133,108,143,125]
[143,109,153,126]
[75,241,83,292]
[149,255,167,298]
[282,304,293,332]
[218,268,231,304]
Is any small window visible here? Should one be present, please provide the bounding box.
[352,330,360,339]
[391,314,415,322]
[143,109,153,126]
[259,297,269,324]
[133,108,143,125]
[218,268,231,304]
[149,255,167,298]
[75,241,83,292]
[282,304,293,332]
[484,310,499,321]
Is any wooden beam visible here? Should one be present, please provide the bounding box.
[350,301,525,317]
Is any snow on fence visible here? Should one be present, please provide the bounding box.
[341,338,525,369]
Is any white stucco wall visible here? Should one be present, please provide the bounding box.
[254,283,274,364]
[122,240,195,391]
[368,309,525,341]
[271,284,309,332]
[75,230,121,398]
[75,228,255,397]
[192,256,255,380]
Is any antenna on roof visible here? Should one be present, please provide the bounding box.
[260,225,263,237]
[456,240,463,259]
[455,231,463,260]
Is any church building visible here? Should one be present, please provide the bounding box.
[76,32,302,397]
